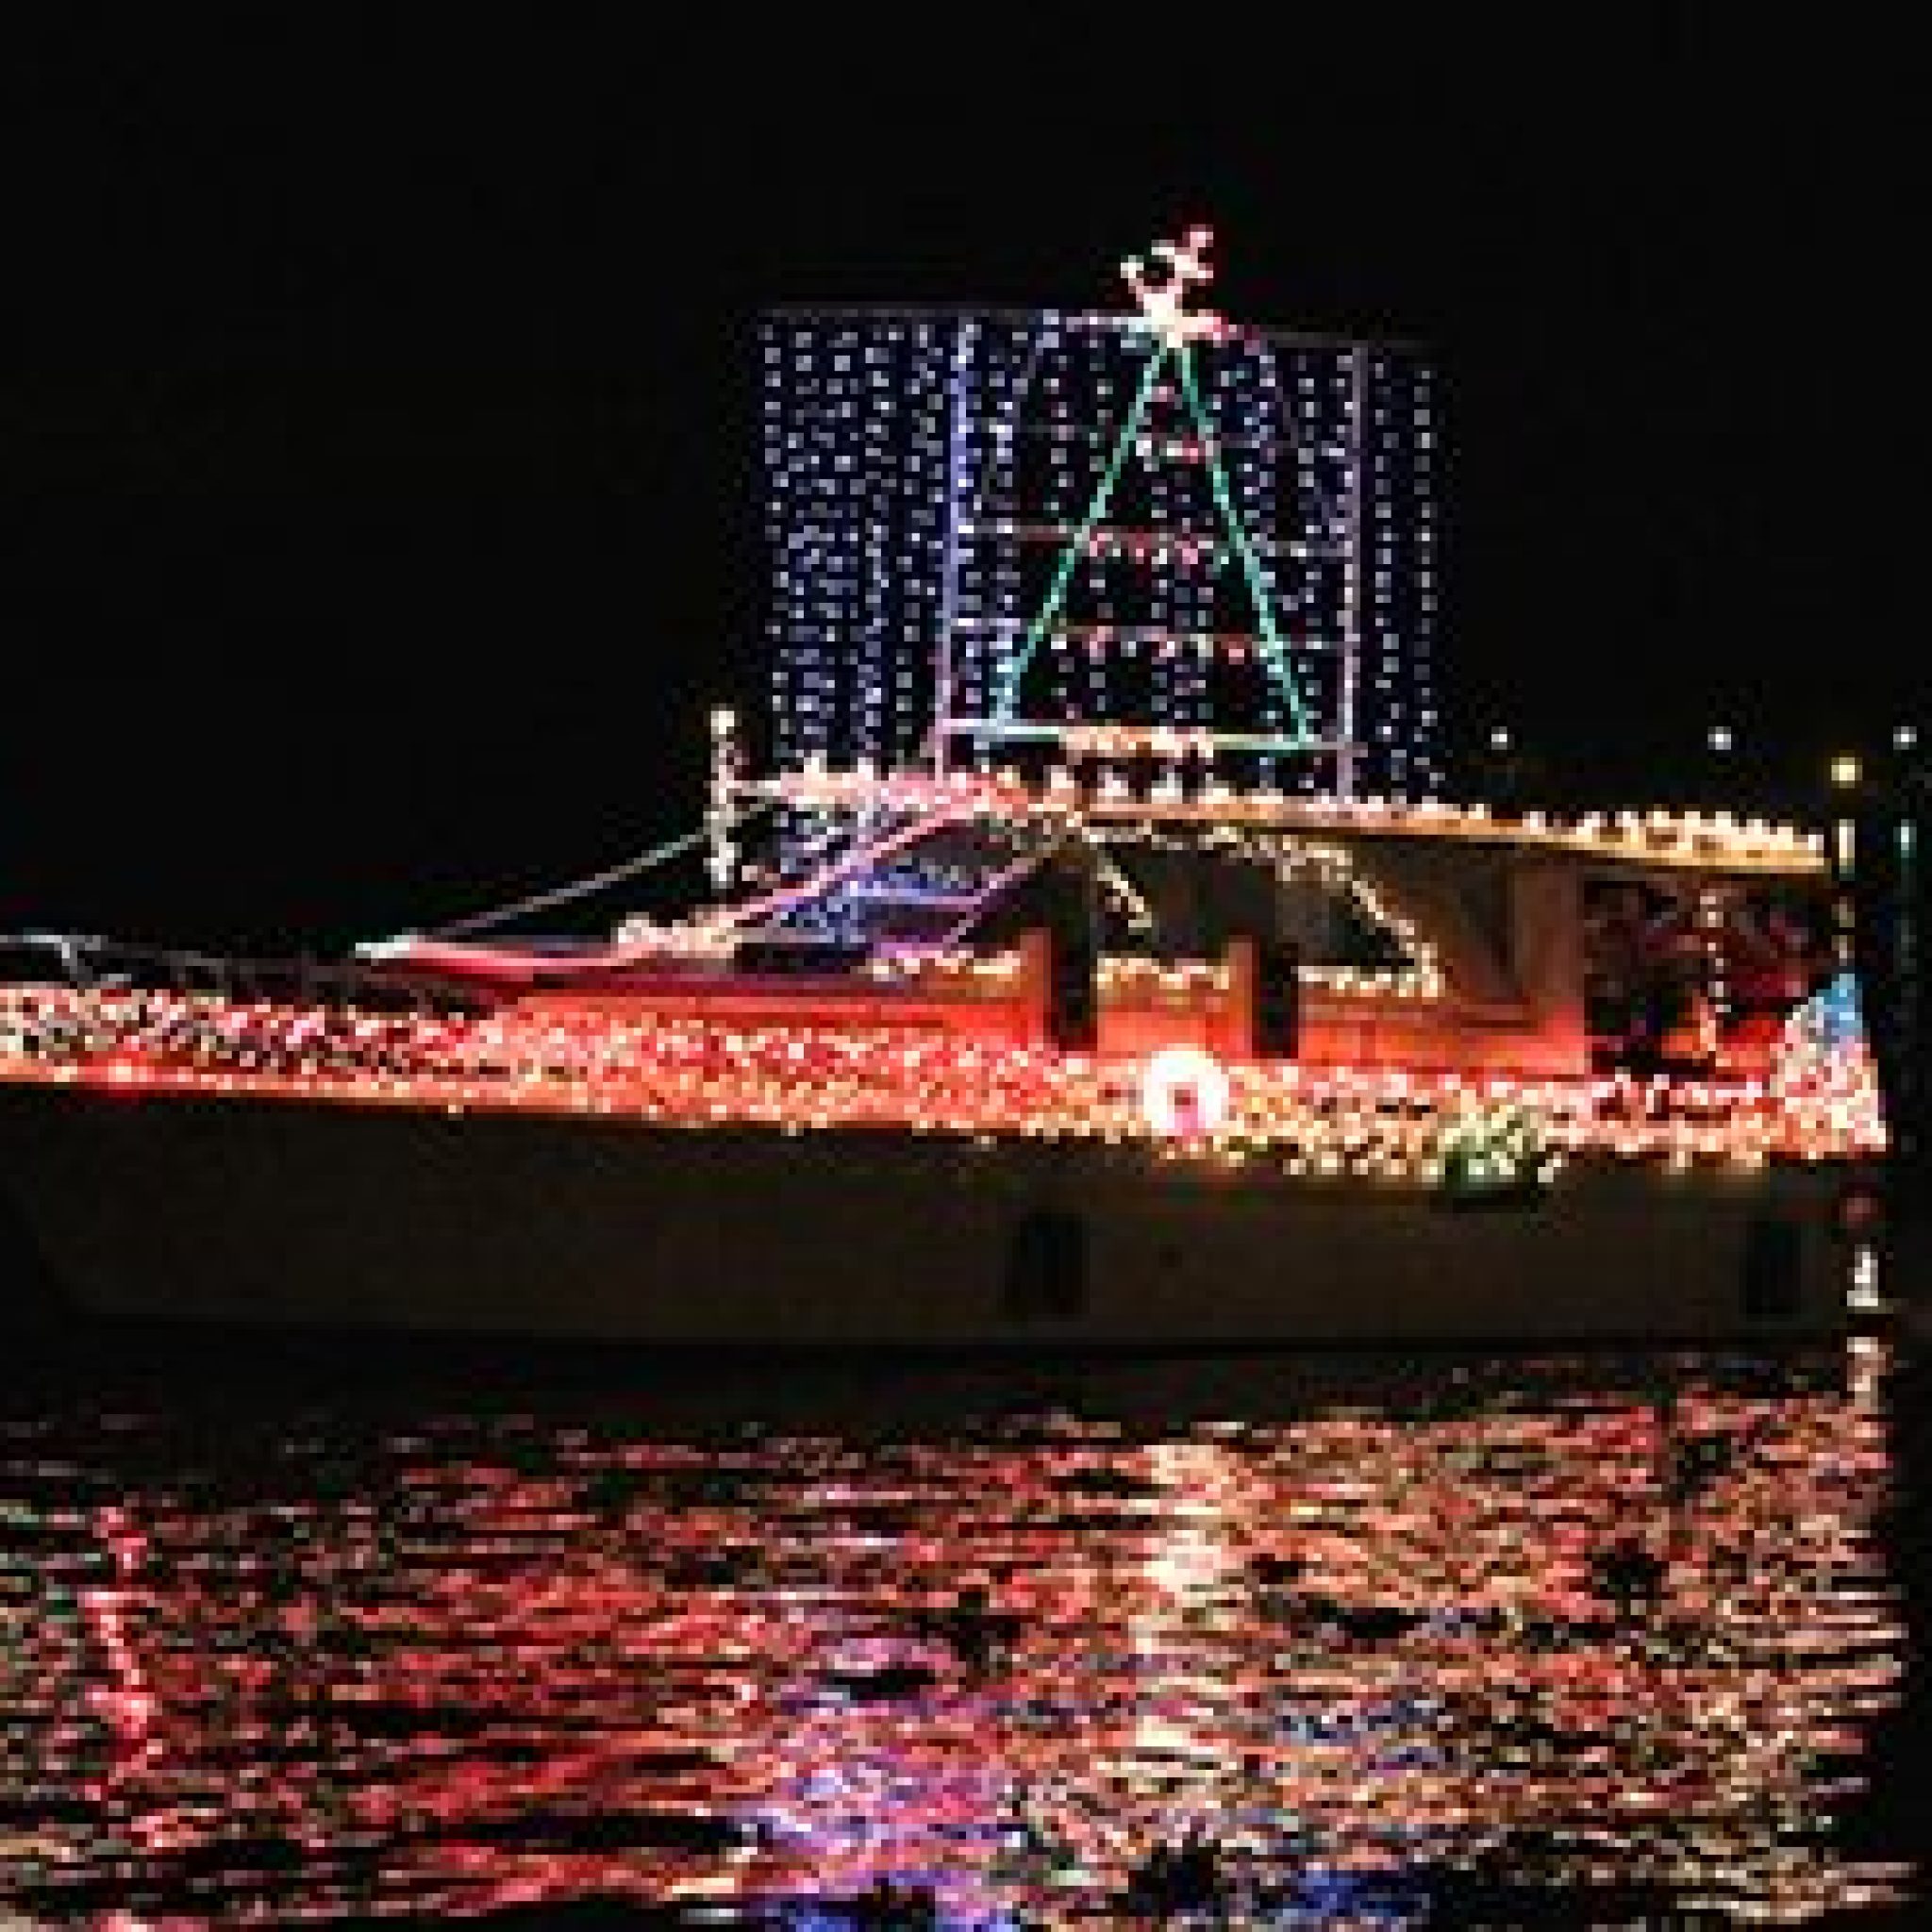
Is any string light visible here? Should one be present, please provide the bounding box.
[0,974,1884,1177]
[0,232,1880,1224]
[707,707,741,895]
[748,769,1827,872]
[765,240,1439,812]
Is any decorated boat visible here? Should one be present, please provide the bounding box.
[0,233,1889,1345]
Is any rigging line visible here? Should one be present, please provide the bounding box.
[427,797,781,941]
[703,801,971,938]
[921,321,1055,771]
[1092,844,1158,934]
[963,324,1051,525]
[936,835,1059,949]
[1174,346,1316,742]
[1241,336,1349,556]
[758,791,906,896]
[989,339,1174,725]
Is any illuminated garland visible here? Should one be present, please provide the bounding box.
[858,815,1440,999]
[1438,1101,1558,1198]
[0,987,1885,1174]
[757,770,1824,874]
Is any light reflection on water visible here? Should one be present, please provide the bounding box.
[0,1345,1916,1927]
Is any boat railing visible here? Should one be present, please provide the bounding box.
[0,932,475,1014]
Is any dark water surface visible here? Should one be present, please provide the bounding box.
[2,1338,1925,1928]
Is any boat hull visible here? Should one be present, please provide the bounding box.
[0,1083,1856,1346]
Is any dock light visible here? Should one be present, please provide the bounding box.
[1895,724,1918,753]
[1707,725,1733,753]
[1488,725,1511,753]
[1829,754,1861,789]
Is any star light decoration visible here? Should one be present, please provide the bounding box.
[1121,225,1226,346]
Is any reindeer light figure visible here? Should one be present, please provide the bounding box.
[1120,225,1224,345]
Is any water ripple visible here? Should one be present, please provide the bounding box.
[0,1345,1915,1925]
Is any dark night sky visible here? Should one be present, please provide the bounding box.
[4,16,1917,955]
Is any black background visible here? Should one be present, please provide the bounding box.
[5,14,1918,953]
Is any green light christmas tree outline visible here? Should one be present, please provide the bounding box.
[986,227,1319,751]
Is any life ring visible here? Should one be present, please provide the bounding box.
[1141,1045,1231,1137]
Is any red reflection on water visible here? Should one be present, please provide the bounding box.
[0,1349,1913,1924]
